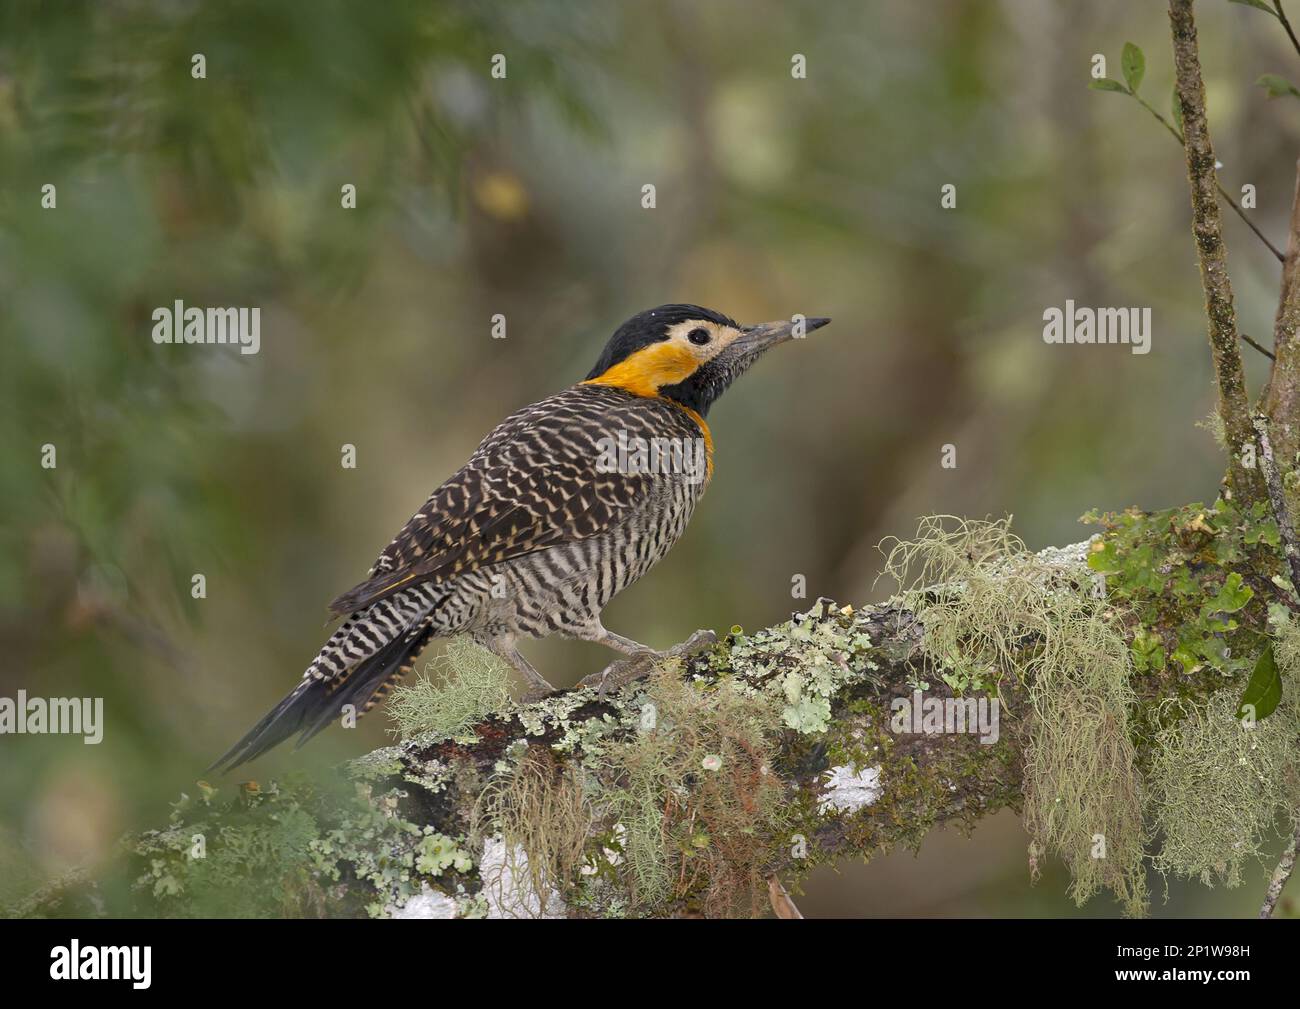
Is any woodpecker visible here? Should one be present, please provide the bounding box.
[212,305,830,771]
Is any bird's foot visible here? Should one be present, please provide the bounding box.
[661,628,718,660]
[578,629,717,699]
[517,662,560,703]
[521,683,558,704]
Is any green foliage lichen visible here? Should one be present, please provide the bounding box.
[112,770,478,919]
[132,778,327,918]
[309,782,473,917]
[1083,499,1283,710]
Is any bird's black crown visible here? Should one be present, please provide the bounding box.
[585,304,738,380]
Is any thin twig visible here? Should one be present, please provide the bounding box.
[1218,183,1287,263]
[1242,332,1277,360]
[1259,826,1298,918]
[1132,94,1285,262]
[766,875,805,919]
[1274,1,1300,63]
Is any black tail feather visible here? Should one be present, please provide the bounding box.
[209,627,432,774]
[206,679,319,774]
[292,627,433,750]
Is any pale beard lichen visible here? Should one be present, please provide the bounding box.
[1147,651,1300,889]
[476,836,567,919]
[387,637,513,742]
[880,516,1147,915]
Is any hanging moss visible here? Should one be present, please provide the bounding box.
[1147,610,1300,889]
[470,744,590,919]
[880,516,1147,914]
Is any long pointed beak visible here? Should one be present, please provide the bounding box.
[732,316,832,355]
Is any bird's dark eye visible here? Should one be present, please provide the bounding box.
[687,327,711,346]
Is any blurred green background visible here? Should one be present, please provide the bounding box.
[1,0,1295,916]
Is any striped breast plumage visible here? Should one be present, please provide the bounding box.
[311,384,710,667]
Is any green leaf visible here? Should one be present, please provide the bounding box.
[1257,73,1300,99]
[1130,628,1165,672]
[1203,571,1254,616]
[1121,42,1145,93]
[1086,539,1120,573]
[1089,78,1129,94]
[1172,643,1201,674]
[1244,518,1281,547]
[1236,644,1283,722]
[1230,0,1280,17]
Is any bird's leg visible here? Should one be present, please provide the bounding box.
[576,626,717,698]
[572,624,658,658]
[485,639,557,702]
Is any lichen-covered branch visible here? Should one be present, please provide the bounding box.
[1253,412,1300,601]
[1260,828,1298,918]
[1169,0,1266,506]
[16,509,1300,919]
[19,595,1025,920]
[1263,161,1300,474]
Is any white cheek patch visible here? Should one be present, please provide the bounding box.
[666,321,743,364]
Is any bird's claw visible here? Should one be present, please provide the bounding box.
[666,628,718,658]
[578,629,717,699]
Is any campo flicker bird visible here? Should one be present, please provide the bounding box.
[212,305,829,771]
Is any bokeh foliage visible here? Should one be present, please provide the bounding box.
[3,0,1296,916]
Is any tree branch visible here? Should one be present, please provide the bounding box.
[1242,332,1277,361]
[1261,161,1300,476]
[8,591,1036,920]
[14,519,1299,919]
[1170,0,1268,506]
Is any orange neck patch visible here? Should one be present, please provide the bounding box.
[677,403,714,478]
[583,341,699,397]
[582,341,714,477]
